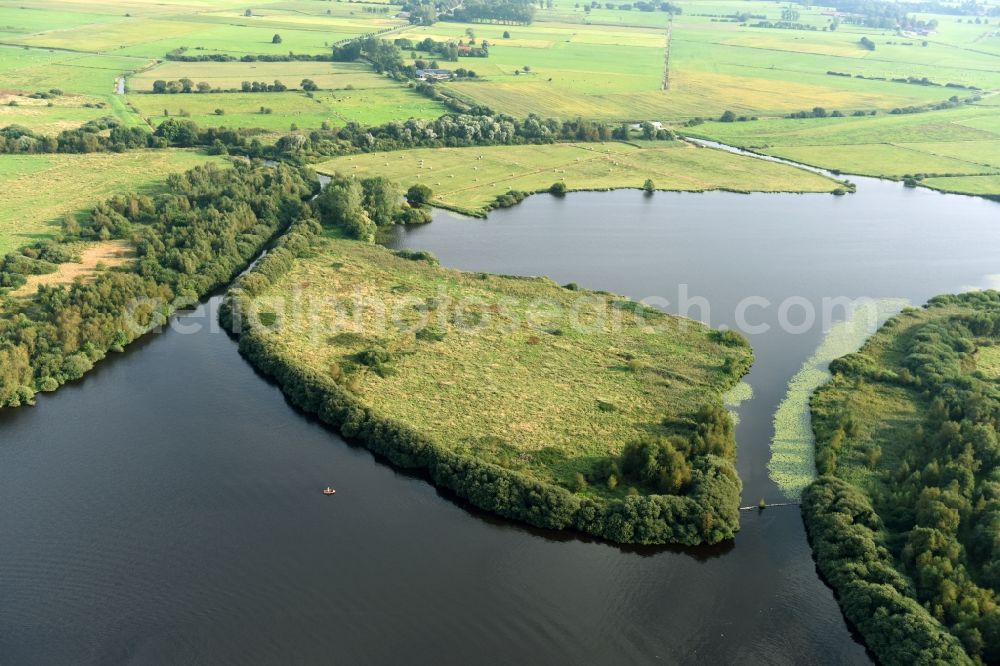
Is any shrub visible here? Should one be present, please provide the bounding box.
[405,183,433,206]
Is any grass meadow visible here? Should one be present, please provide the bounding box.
[314,141,840,214]
[923,174,1000,196]
[690,102,1000,191]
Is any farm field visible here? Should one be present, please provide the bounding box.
[0,150,217,254]
[314,141,841,214]
[425,0,1000,122]
[689,101,1000,190]
[1,0,996,152]
[246,234,750,495]
[0,46,149,128]
[129,61,396,92]
[922,173,1000,196]
[129,86,449,131]
[0,0,410,131]
[0,2,403,57]
[0,94,114,134]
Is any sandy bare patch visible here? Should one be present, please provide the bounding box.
[12,240,134,298]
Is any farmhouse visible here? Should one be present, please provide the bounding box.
[629,121,664,130]
[416,69,453,80]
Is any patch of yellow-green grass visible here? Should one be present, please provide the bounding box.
[453,63,944,121]
[975,344,1000,379]
[0,92,111,133]
[314,141,840,214]
[662,69,929,118]
[9,18,210,52]
[310,87,450,126]
[896,140,1000,171]
[0,48,150,98]
[428,12,971,122]
[249,236,750,493]
[690,105,1000,150]
[194,8,404,33]
[922,174,1000,196]
[763,143,990,178]
[720,34,866,58]
[812,378,923,491]
[687,105,1000,184]
[445,67,921,122]
[770,298,909,499]
[0,150,219,254]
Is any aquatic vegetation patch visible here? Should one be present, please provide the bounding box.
[722,380,753,425]
[768,297,909,498]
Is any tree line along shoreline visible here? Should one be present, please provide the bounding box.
[0,162,319,408]
[804,292,1000,665]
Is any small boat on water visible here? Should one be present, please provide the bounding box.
[322,487,336,495]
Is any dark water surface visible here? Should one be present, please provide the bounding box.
[2,175,998,664]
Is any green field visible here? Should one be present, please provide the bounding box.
[0,1,403,57]
[129,85,449,131]
[690,101,1000,191]
[247,234,749,495]
[923,173,1000,196]
[315,140,842,214]
[0,93,114,134]
[2,0,997,132]
[408,0,1000,122]
[0,150,216,254]
[129,61,396,92]
[0,0,412,132]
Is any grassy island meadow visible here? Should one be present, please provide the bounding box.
[804,292,1000,665]
[223,225,753,545]
[314,141,842,215]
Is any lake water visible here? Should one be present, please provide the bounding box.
[2,174,997,664]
